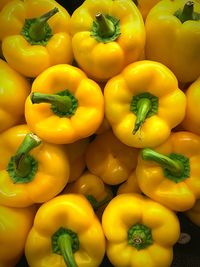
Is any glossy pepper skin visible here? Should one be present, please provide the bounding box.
[117,171,141,195]
[25,64,104,144]
[185,199,200,227]
[104,60,186,148]
[85,130,139,185]
[0,204,36,267]
[136,131,200,212]
[63,171,113,218]
[25,194,105,267]
[64,138,89,183]
[70,0,145,82]
[0,0,73,77]
[102,193,180,267]
[181,77,200,135]
[0,59,30,133]
[145,0,200,83]
[0,124,70,208]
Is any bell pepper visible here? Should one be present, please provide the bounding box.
[85,130,139,185]
[185,199,200,227]
[145,0,200,83]
[181,76,200,135]
[63,171,113,218]
[102,193,180,267]
[25,194,105,267]
[0,204,36,267]
[0,124,70,208]
[136,131,200,211]
[70,0,145,81]
[64,138,89,183]
[133,0,161,20]
[0,59,31,133]
[104,60,186,148]
[117,171,141,195]
[0,0,73,77]
[25,64,104,144]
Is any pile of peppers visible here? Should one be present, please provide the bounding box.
[0,0,200,267]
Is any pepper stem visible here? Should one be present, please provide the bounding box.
[58,234,78,267]
[13,133,41,178]
[28,8,58,42]
[141,148,184,177]
[174,1,199,23]
[86,195,111,211]
[31,92,72,114]
[128,224,153,250]
[133,98,152,134]
[95,13,115,38]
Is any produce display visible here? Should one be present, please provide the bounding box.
[0,0,200,267]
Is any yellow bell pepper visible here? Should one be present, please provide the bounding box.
[102,193,180,267]
[181,76,200,135]
[0,204,36,267]
[185,199,200,227]
[85,130,139,185]
[63,171,113,218]
[25,194,105,267]
[145,0,200,83]
[104,60,186,148]
[0,59,31,133]
[70,0,145,81]
[136,131,200,211]
[133,0,161,20]
[25,64,104,144]
[0,0,73,77]
[117,171,141,195]
[0,124,70,208]
[64,138,89,183]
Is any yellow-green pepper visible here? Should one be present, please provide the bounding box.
[145,0,200,83]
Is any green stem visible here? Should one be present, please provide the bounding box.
[174,1,200,23]
[128,224,153,250]
[141,148,184,177]
[14,133,41,178]
[58,234,78,267]
[29,7,58,42]
[133,98,152,134]
[31,92,72,114]
[86,195,110,211]
[95,13,115,38]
